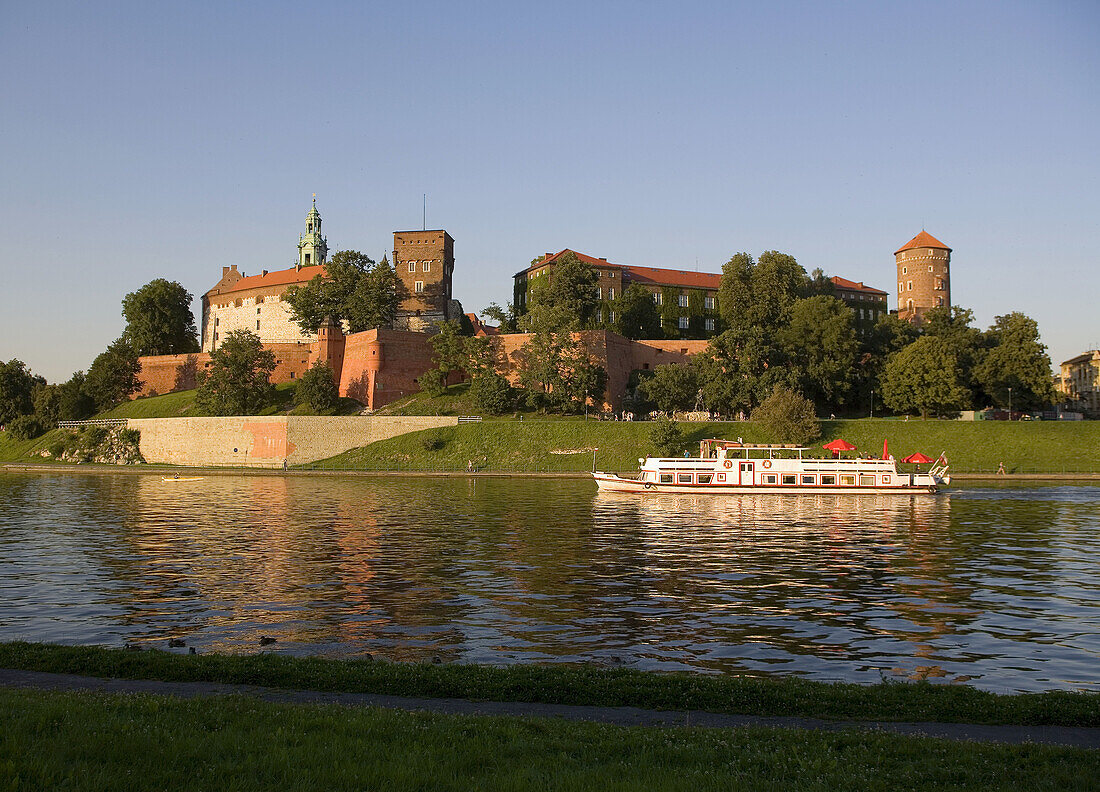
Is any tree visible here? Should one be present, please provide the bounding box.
[469,370,514,415]
[528,252,599,329]
[974,312,1056,411]
[425,320,470,396]
[84,338,142,411]
[879,336,970,418]
[692,328,792,417]
[8,414,45,441]
[750,386,821,445]
[283,250,399,334]
[121,279,200,356]
[639,364,699,413]
[920,306,986,405]
[717,250,809,334]
[481,302,518,333]
[779,296,858,410]
[648,415,685,456]
[294,361,340,414]
[0,359,38,425]
[612,284,662,339]
[717,252,755,331]
[195,330,276,415]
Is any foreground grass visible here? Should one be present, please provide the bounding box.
[3,643,1098,728]
[2,689,1094,792]
[316,418,1100,473]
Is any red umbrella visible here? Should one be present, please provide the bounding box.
[903,452,934,464]
[823,438,857,458]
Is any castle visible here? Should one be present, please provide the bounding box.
[133,205,950,411]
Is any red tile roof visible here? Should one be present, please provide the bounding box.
[623,265,722,290]
[208,264,327,296]
[465,313,500,336]
[896,231,951,254]
[829,276,887,296]
[518,249,622,275]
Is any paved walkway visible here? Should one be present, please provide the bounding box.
[3,668,1097,749]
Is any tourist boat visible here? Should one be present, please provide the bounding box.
[593,439,950,494]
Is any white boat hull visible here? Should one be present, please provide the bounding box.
[593,472,943,495]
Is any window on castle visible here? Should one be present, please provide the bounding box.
[902,266,907,274]
[596,287,602,300]
[257,308,261,315]
[929,265,934,272]
[415,281,424,293]
[408,262,416,272]
[609,311,616,323]
[214,318,219,327]
[704,296,715,310]
[256,320,260,331]
[678,294,688,308]
[705,318,715,332]
[678,316,688,330]
[608,287,615,300]
[907,281,912,291]
[653,292,663,305]
[305,254,311,265]
[423,261,431,272]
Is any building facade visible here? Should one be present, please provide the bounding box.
[1059,350,1100,415]
[895,231,951,322]
[392,229,462,332]
[829,276,888,336]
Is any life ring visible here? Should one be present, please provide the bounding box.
[723,460,733,469]
[762,460,772,469]
[644,482,653,489]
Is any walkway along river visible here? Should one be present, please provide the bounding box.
[1,472,1097,694]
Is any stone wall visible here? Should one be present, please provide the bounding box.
[203,290,316,353]
[134,344,313,399]
[340,328,436,411]
[129,415,458,467]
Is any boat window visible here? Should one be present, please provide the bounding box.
[820,474,836,485]
[762,474,777,485]
[677,474,693,484]
[697,474,712,484]
[660,474,673,484]
[781,474,797,485]
[840,475,855,486]
[801,475,816,485]
[859,475,875,486]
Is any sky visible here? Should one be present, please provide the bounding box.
[2,0,1098,382]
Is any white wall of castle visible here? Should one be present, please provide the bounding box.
[203,290,316,352]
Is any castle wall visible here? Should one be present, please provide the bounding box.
[203,287,316,353]
[130,415,458,467]
[340,328,436,411]
[134,344,313,399]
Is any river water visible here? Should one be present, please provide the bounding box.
[1,472,1097,693]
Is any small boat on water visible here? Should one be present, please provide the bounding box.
[593,439,950,495]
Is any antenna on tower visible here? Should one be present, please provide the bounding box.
[423,194,426,231]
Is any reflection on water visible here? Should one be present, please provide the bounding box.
[1,473,1098,693]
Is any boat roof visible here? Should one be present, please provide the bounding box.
[700,439,808,450]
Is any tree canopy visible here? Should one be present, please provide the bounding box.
[719,251,809,334]
[294,361,340,414]
[779,295,858,408]
[84,339,142,411]
[974,312,1056,410]
[283,251,400,334]
[639,364,699,413]
[0,359,40,425]
[195,330,276,415]
[613,284,662,339]
[879,336,970,418]
[750,386,821,446]
[527,252,599,330]
[121,279,200,356]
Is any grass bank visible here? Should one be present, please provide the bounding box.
[2,688,1094,792]
[2,643,1097,727]
[315,418,1100,474]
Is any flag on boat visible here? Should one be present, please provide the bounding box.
[882,438,889,460]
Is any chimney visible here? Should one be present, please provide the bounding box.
[262,270,268,277]
[222,266,230,276]
[599,257,607,262]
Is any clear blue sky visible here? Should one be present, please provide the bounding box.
[2,0,1097,382]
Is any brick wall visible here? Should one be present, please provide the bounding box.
[134,344,313,399]
[896,247,951,322]
[340,328,436,411]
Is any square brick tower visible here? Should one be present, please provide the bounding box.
[895,231,951,323]
[392,230,456,332]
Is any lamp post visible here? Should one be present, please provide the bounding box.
[1008,387,1012,420]
[870,389,874,419]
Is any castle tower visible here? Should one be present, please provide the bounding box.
[297,198,328,268]
[392,229,457,332]
[895,231,951,323]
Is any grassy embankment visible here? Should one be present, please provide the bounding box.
[2,642,1097,728]
[3,687,1094,792]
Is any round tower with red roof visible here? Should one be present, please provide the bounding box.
[895,231,951,323]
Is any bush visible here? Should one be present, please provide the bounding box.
[751,386,821,445]
[294,361,339,414]
[469,371,513,415]
[420,433,445,451]
[81,426,108,449]
[648,415,684,457]
[47,440,66,457]
[8,414,45,440]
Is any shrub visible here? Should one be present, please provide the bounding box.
[294,361,339,414]
[8,414,45,440]
[47,440,66,457]
[81,426,108,449]
[648,415,684,457]
[469,371,513,415]
[420,433,445,451]
[751,386,821,445]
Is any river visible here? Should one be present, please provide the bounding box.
[1,472,1097,693]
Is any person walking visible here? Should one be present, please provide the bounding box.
[997,461,1006,475]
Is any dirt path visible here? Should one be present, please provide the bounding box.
[2,668,1097,749]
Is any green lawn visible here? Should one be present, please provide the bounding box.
[2,689,1092,792]
[3,643,1097,727]
[314,418,1100,474]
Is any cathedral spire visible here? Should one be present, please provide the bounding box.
[298,196,328,268]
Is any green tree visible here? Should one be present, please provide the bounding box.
[121,279,200,356]
[921,306,986,405]
[639,364,698,413]
[294,361,340,414]
[648,415,685,456]
[283,251,400,334]
[717,252,754,331]
[717,251,809,334]
[481,302,518,333]
[84,339,142,411]
[425,320,470,396]
[8,414,45,441]
[612,284,662,339]
[750,386,821,445]
[780,296,858,410]
[693,328,791,417]
[195,330,276,415]
[974,312,1056,411]
[528,252,599,329]
[0,359,39,425]
[469,370,514,415]
[57,372,95,421]
[879,336,970,418]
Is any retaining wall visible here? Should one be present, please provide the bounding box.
[129,415,458,467]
